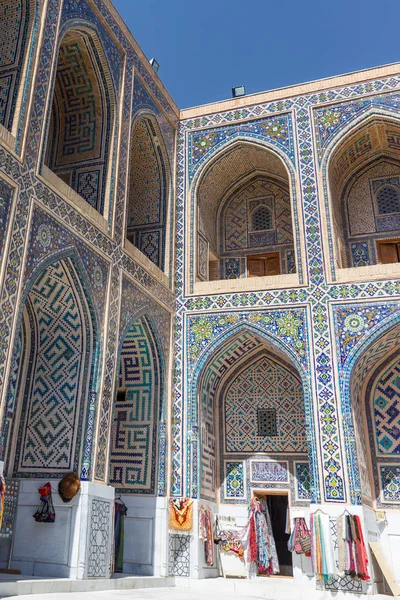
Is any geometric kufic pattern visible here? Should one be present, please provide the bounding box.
[139,230,161,267]
[110,319,159,493]
[168,534,191,577]
[250,460,288,483]
[224,461,245,498]
[0,179,13,264]
[379,465,400,502]
[77,170,101,209]
[87,498,112,578]
[295,462,312,501]
[0,0,31,130]
[199,330,265,500]
[127,117,168,270]
[15,258,91,475]
[224,354,307,453]
[372,358,400,455]
[46,30,113,215]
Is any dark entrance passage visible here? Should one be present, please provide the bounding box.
[259,493,293,577]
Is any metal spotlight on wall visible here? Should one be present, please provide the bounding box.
[149,58,159,73]
[232,85,246,98]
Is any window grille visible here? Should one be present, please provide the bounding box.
[377,186,400,214]
[257,408,277,436]
[251,206,272,231]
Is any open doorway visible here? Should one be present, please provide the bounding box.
[255,492,293,577]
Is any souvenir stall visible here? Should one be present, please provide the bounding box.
[211,500,371,589]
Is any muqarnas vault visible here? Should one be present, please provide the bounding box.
[0,0,399,592]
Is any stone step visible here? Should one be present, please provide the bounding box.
[0,575,175,597]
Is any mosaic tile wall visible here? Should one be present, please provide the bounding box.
[127,116,168,270]
[218,176,294,278]
[0,0,177,496]
[174,71,400,508]
[342,161,400,267]
[198,330,264,500]
[223,353,306,454]
[13,258,93,477]
[223,458,311,505]
[333,302,400,505]
[0,0,31,130]
[110,317,160,494]
[218,351,309,504]
[2,0,400,536]
[194,137,300,287]
[45,30,115,215]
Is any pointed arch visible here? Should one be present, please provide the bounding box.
[321,108,400,278]
[127,112,171,272]
[186,321,318,502]
[43,25,116,217]
[110,313,163,495]
[188,137,303,290]
[3,254,100,479]
[342,309,400,505]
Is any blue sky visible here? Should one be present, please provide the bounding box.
[112,0,400,109]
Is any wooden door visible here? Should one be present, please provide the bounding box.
[378,241,400,264]
[265,253,280,275]
[247,257,267,278]
[247,253,281,277]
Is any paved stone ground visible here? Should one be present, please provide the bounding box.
[5,590,261,600]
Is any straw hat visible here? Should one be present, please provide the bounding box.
[58,472,81,503]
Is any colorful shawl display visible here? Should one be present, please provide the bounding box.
[199,505,214,566]
[217,528,244,558]
[337,513,369,581]
[288,517,311,556]
[310,511,336,579]
[248,498,279,575]
[169,498,194,531]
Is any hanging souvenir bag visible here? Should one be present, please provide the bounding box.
[33,482,56,523]
[298,518,311,556]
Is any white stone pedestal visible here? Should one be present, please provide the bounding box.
[9,480,114,579]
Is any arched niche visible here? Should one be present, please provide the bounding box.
[349,324,400,509]
[44,27,115,217]
[196,329,312,505]
[195,141,296,283]
[126,115,169,272]
[3,257,97,478]
[109,315,162,495]
[0,0,36,135]
[327,117,400,270]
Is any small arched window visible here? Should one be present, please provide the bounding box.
[377,186,400,214]
[251,206,272,231]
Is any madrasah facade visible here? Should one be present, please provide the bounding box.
[0,0,399,593]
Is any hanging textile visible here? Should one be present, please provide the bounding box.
[247,498,279,575]
[198,505,214,566]
[217,528,244,558]
[337,513,370,581]
[310,511,336,579]
[285,507,291,535]
[33,482,55,523]
[114,500,127,573]
[288,517,311,556]
[169,498,194,531]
